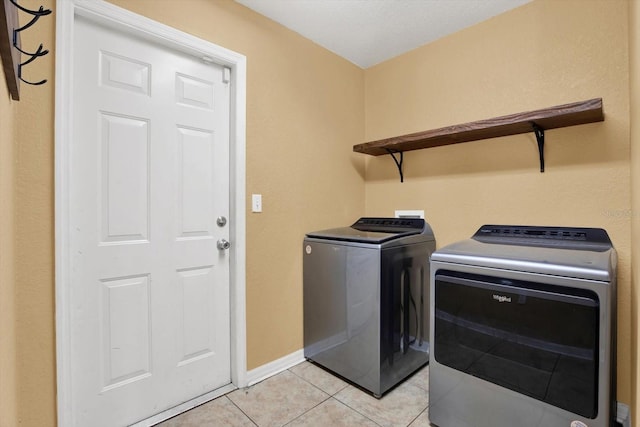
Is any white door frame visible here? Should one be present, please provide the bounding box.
[54,1,247,425]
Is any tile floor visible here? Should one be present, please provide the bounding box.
[158,361,432,427]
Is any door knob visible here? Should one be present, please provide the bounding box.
[217,239,231,250]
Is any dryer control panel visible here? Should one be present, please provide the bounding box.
[472,225,613,251]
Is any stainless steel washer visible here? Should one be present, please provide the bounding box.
[429,225,617,427]
[303,217,436,396]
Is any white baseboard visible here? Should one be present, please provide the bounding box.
[246,349,305,386]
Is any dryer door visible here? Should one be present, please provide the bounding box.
[434,270,600,418]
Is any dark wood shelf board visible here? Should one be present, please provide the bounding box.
[353,98,604,156]
[0,0,20,100]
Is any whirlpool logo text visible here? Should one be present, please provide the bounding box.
[492,294,512,303]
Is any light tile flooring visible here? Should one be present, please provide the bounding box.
[158,361,432,427]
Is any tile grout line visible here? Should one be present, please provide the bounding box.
[286,364,348,398]
[286,365,384,427]
[329,375,431,427]
[331,394,385,427]
[224,395,260,427]
[289,363,431,427]
[281,394,333,426]
[332,397,386,427]
[227,367,333,427]
[283,365,335,426]
[405,406,428,427]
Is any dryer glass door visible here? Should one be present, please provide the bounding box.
[434,270,600,418]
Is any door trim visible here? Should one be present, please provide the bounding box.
[54,1,247,425]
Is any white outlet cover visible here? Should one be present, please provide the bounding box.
[395,210,424,219]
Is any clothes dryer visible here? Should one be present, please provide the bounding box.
[429,225,617,427]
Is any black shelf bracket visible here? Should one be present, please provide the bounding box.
[531,122,545,173]
[385,148,404,182]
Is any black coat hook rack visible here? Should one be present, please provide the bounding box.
[10,0,51,86]
[0,0,50,99]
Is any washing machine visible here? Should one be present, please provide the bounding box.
[303,217,436,396]
[429,225,617,427]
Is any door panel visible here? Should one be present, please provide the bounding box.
[100,113,150,243]
[177,266,215,365]
[70,16,230,426]
[100,50,151,94]
[100,274,151,391]
[177,127,215,238]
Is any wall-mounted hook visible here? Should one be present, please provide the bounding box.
[13,42,47,59]
[9,0,51,17]
[18,51,47,85]
[9,0,51,88]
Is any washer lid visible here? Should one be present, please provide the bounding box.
[432,225,616,282]
[306,217,428,244]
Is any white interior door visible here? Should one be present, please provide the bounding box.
[68,15,231,426]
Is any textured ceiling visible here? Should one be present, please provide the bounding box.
[235,0,532,68]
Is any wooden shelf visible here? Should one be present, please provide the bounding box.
[353,98,604,156]
[0,0,20,100]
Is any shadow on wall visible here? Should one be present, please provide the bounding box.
[350,151,366,180]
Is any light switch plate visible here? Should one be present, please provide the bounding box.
[252,194,262,213]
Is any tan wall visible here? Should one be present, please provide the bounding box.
[12,1,57,425]
[630,0,639,423]
[0,37,17,427]
[10,0,365,425]
[363,0,633,406]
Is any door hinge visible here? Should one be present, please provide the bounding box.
[223,67,231,84]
